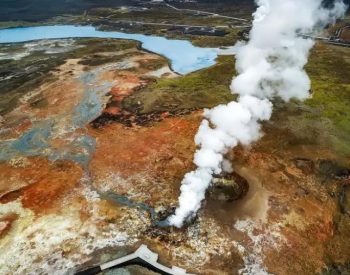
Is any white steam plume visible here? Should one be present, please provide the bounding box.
[169,0,347,228]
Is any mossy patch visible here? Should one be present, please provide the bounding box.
[123,55,236,114]
[77,51,141,67]
[137,58,168,71]
[303,43,350,154]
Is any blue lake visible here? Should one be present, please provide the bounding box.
[0,25,218,74]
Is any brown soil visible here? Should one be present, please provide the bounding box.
[0,157,84,214]
[341,28,350,42]
[88,113,201,207]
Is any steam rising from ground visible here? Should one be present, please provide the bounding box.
[169,0,347,227]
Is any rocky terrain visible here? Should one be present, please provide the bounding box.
[0,25,350,275]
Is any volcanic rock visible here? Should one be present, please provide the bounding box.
[209,172,249,202]
[336,169,350,186]
[294,158,314,174]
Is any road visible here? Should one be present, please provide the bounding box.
[108,20,251,29]
[165,4,249,22]
[325,41,350,47]
[130,21,228,28]
[300,34,329,40]
[335,25,349,38]
[301,33,350,48]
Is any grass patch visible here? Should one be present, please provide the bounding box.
[306,43,350,135]
[123,55,236,114]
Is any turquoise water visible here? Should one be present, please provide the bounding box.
[0,25,218,74]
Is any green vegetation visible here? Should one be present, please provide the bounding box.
[190,28,242,47]
[123,55,236,114]
[306,45,350,130]
[0,15,88,30]
[304,43,350,154]
[138,58,168,71]
[30,97,49,109]
[254,42,350,157]
[0,21,37,30]
[72,38,139,57]
[78,51,140,67]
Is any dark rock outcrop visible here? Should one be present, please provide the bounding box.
[208,172,249,202]
[294,157,314,174]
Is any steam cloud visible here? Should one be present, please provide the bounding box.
[168,0,347,227]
